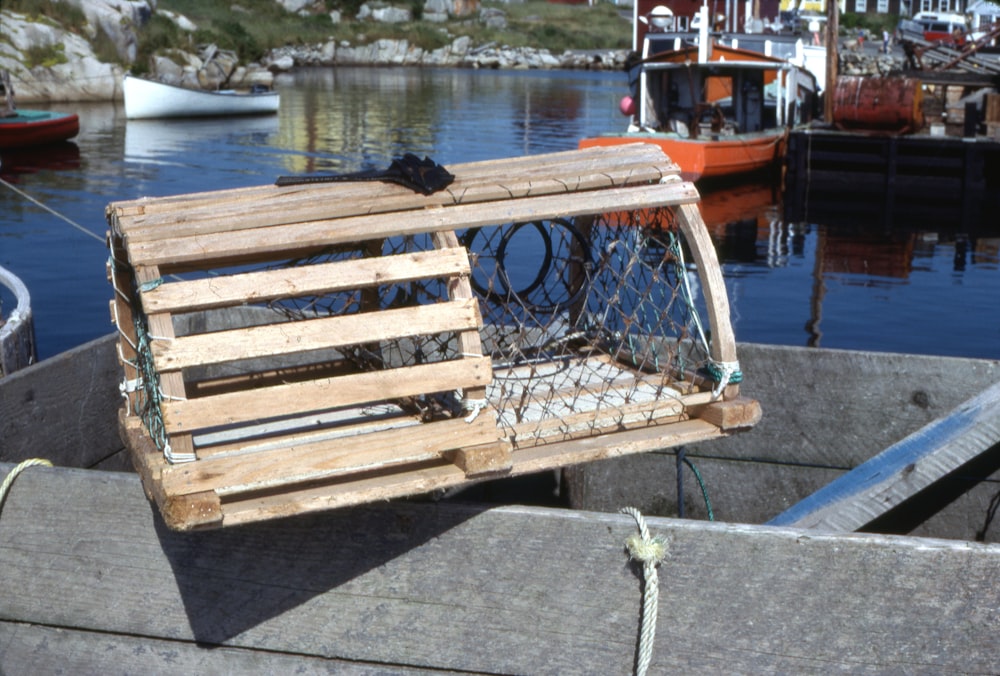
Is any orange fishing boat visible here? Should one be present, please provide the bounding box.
[580,8,820,181]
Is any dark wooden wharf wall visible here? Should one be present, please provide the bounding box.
[783,129,1000,230]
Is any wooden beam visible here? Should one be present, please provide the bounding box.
[160,356,493,435]
[140,248,472,314]
[151,299,482,372]
[767,380,1000,531]
[1,463,997,673]
[125,183,700,272]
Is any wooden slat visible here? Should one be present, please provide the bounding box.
[506,392,710,447]
[159,411,502,496]
[5,464,997,673]
[126,183,701,272]
[110,145,680,239]
[151,298,481,372]
[675,201,738,397]
[140,248,471,314]
[121,161,674,243]
[767,380,1000,531]
[161,356,493,434]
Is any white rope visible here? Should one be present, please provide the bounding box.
[620,506,667,676]
[164,443,196,464]
[709,359,741,398]
[0,459,53,512]
[463,398,488,423]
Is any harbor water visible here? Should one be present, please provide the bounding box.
[1,66,997,361]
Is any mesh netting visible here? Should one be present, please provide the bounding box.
[263,206,715,445]
[112,206,720,457]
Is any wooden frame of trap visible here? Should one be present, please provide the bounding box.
[107,144,760,531]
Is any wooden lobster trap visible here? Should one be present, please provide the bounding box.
[107,144,759,531]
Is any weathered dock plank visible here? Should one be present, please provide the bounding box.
[767,380,1000,531]
[0,334,127,470]
[0,622,438,675]
[1,463,998,674]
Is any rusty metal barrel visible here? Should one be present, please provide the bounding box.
[832,76,924,133]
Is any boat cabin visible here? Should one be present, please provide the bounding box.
[631,44,818,139]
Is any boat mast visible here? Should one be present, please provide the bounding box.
[698,3,710,63]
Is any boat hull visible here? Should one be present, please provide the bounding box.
[0,111,79,149]
[579,132,784,181]
[123,74,280,119]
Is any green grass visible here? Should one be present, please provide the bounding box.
[154,0,631,56]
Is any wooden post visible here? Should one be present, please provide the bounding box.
[824,0,839,123]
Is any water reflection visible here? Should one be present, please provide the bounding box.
[2,66,997,360]
[0,141,81,182]
[274,67,623,174]
[698,176,1000,357]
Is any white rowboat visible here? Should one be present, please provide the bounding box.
[123,74,280,120]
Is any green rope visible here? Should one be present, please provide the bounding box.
[681,455,714,522]
[132,312,170,456]
[139,278,163,292]
[702,361,744,385]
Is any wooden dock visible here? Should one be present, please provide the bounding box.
[783,128,1000,230]
[1,462,998,674]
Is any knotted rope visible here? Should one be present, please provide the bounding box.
[0,459,53,513]
[620,506,667,676]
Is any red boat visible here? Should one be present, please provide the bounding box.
[1,70,80,150]
[0,109,80,150]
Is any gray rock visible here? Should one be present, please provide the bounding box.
[276,0,321,13]
[373,6,412,23]
[65,0,154,63]
[158,9,197,32]
[268,54,296,72]
[424,0,451,15]
[0,16,119,101]
[480,8,507,30]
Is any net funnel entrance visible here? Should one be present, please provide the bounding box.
[107,145,759,530]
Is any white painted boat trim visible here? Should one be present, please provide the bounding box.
[0,264,35,376]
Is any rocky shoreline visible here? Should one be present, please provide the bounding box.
[0,1,901,103]
[0,2,631,104]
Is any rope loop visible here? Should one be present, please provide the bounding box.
[620,506,667,676]
[704,359,743,398]
[138,277,164,293]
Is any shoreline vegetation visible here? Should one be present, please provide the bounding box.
[144,0,635,65]
[1,0,634,102]
[2,0,900,102]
